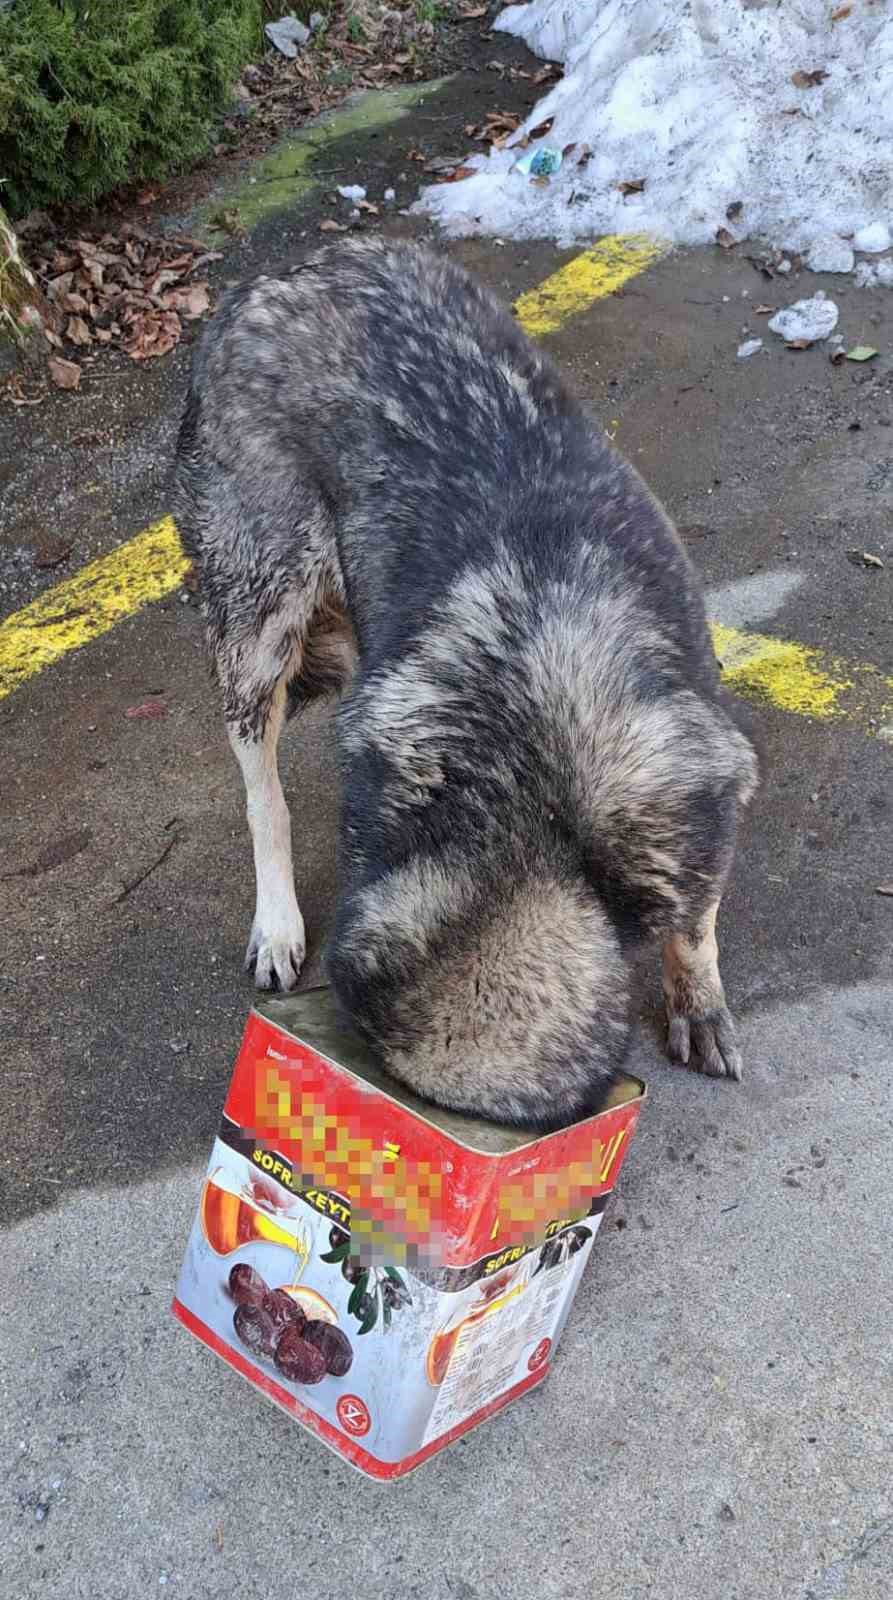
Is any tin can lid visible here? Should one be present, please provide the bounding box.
[253,987,644,1155]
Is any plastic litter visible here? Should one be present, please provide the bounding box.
[768,293,839,343]
[513,146,563,178]
[337,184,367,202]
[264,16,310,57]
[737,338,763,360]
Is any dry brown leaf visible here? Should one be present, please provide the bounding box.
[754,303,776,314]
[63,292,90,315]
[529,117,555,139]
[830,348,847,365]
[149,266,188,296]
[66,315,92,347]
[716,226,738,249]
[357,199,380,214]
[876,884,893,897]
[181,284,210,319]
[47,272,75,301]
[791,68,828,88]
[617,178,646,196]
[121,310,181,361]
[319,219,348,232]
[562,142,578,159]
[726,200,743,221]
[407,148,426,163]
[530,176,550,188]
[532,63,561,85]
[48,357,81,391]
[577,144,592,167]
[786,337,813,350]
[72,239,118,265]
[424,154,466,174]
[831,4,851,19]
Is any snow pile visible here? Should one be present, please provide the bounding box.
[418,0,893,255]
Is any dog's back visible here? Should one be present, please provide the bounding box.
[174,240,758,1128]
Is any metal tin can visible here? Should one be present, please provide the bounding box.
[173,987,645,1478]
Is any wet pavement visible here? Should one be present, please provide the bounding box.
[2,55,892,1600]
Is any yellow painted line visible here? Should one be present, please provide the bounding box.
[0,238,890,741]
[0,239,666,701]
[513,234,667,337]
[711,622,893,733]
[0,517,187,701]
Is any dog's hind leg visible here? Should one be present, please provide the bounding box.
[661,899,742,1082]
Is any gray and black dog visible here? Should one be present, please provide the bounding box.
[173,238,759,1130]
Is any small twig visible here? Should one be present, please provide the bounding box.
[252,82,315,103]
[113,834,178,904]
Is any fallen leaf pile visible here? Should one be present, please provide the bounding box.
[26,222,220,385]
[234,0,449,125]
[464,109,521,148]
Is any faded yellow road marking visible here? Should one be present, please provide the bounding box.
[711,623,893,733]
[513,234,667,337]
[0,517,187,701]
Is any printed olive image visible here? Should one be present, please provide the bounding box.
[319,1234,413,1335]
[303,1319,354,1377]
[274,1326,328,1385]
[227,1261,354,1383]
[531,1225,593,1277]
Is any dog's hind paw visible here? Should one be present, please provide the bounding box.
[245,913,306,992]
[666,1004,743,1083]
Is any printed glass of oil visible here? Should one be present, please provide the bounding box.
[173,987,645,1478]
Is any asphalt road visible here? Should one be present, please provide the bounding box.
[2,65,892,1600]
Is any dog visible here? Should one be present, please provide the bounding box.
[173,238,759,1130]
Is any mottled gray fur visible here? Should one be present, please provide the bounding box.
[173,238,759,1129]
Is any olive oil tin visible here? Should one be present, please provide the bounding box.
[173,987,645,1479]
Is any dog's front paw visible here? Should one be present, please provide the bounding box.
[245,911,306,992]
[666,1003,743,1082]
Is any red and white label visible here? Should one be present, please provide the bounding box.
[337,1394,372,1437]
[528,1337,552,1373]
